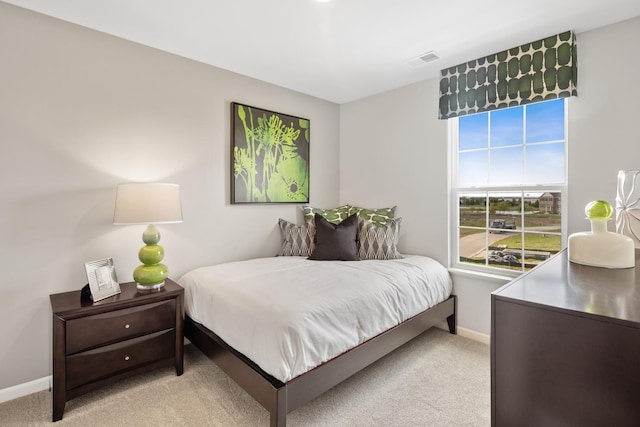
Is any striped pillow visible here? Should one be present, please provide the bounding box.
[277,218,315,256]
[357,217,403,260]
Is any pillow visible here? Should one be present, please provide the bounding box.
[357,217,403,260]
[350,205,397,226]
[302,205,352,225]
[308,213,359,261]
[303,204,397,226]
[277,218,314,256]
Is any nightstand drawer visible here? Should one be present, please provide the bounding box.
[65,329,175,390]
[66,299,175,354]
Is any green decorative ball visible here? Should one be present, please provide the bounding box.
[134,264,168,285]
[585,200,612,219]
[138,245,164,265]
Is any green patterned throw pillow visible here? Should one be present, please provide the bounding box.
[302,205,353,224]
[350,206,396,226]
[303,205,397,226]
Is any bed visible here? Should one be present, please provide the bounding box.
[179,254,455,427]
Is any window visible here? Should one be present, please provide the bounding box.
[450,98,567,274]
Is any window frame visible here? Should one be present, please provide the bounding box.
[448,99,569,277]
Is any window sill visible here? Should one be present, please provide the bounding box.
[447,266,515,283]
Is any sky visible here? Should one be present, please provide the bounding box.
[458,98,565,187]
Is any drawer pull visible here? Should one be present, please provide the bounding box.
[124,356,130,361]
[124,324,130,329]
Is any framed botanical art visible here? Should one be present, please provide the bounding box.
[231,102,310,203]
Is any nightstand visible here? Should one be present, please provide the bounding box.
[50,279,184,421]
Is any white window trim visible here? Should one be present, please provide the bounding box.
[447,100,569,277]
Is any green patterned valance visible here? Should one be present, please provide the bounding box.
[438,31,577,119]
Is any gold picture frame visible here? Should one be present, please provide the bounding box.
[84,258,121,302]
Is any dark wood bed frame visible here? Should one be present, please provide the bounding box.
[185,294,456,427]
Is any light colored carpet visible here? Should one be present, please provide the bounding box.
[0,328,490,426]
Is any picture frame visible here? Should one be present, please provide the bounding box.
[84,258,121,302]
[231,102,310,204]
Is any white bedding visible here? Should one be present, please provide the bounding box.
[178,255,452,383]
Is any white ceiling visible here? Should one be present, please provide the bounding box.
[4,0,640,104]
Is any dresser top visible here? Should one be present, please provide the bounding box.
[493,249,640,325]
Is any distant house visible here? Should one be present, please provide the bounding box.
[539,192,561,214]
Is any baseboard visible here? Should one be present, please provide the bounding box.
[457,326,490,345]
[435,321,491,345]
[0,376,50,404]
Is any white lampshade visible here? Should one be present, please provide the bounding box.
[113,183,183,225]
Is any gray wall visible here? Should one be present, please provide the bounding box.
[340,80,448,264]
[0,3,340,390]
[340,15,640,336]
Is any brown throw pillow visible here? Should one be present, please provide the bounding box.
[308,213,359,261]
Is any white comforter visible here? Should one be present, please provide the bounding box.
[178,255,452,383]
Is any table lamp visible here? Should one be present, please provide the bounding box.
[113,183,183,290]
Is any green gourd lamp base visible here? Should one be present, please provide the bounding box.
[134,224,169,290]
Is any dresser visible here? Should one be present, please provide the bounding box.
[50,279,184,421]
[491,249,640,427]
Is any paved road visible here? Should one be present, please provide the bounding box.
[460,231,509,258]
[459,226,559,258]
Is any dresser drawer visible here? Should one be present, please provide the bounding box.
[66,299,175,354]
[65,329,175,390]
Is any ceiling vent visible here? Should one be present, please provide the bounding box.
[408,51,440,67]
